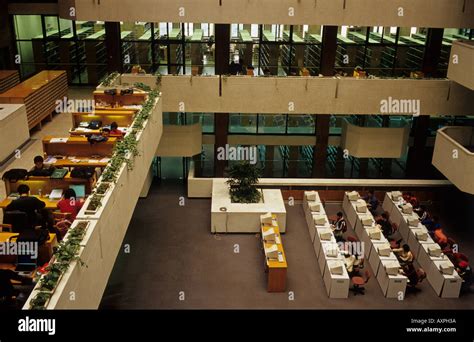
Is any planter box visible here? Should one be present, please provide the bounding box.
[211,179,286,233]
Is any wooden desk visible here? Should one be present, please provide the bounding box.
[4,172,96,195]
[0,195,59,210]
[0,71,68,129]
[0,233,58,264]
[42,135,116,161]
[48,158,109,169]
[71,110,136,128]
[261,215,287,292]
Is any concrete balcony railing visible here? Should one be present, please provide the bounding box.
[340,120,410,158]
[448,40,474,90]
[432,126,474,194]
[58,0,474,27]
[161,75,473,116]
[157,123,203,157]
[24,96,163,309]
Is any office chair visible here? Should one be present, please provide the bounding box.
[350,270,371,295]
[347,235,359,243]
[52,212,73,239]
[0,223,13,232]
[3,211,31,233]
[407,269,427,294]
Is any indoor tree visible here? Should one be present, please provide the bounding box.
[226,162,262,203]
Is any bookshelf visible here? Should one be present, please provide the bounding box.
[281,31,305,74]
[336,35,357,70]
[238,29,254,68]
[59,27,91,82]
[169,28,183,74]
[399,36,425,71]
[304,34,322,76]
[85,29,107,84]
[190,29,203,74]
[261,30,279,75]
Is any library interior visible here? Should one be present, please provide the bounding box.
[0,0,472,311]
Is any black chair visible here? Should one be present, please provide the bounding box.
[3,211,31,233]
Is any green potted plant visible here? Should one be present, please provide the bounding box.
[226,162,262,204]
[29,292,52,310]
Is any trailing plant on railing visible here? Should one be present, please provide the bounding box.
[101,72,120,87]
[133,82,151,92]
[95,182,111,195]
[30,221,89,309]
[30,292,51,310]
[86,193,103,211]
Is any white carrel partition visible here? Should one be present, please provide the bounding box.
[24,97,163,309]
[344,191,407,298]
[383,192,462,298]
[210,179,286,233]
[0,104,29,164]
[303,191,349,299]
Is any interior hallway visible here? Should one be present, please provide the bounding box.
[100,181,474,309]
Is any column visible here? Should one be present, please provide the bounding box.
[214,24,230,177]
[105,22,123,73]
[312,26,337,177]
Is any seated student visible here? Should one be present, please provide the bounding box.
[109,122,123,136]
[363,190,379,215]
[331,211,347,242]
[456,261,472,294]
[6,184,45,229]
[433,227,448,247]
[392,244,414,266]
[417,205,429,222]
[402,263,425,290]
[343,251,363,277]
[57,188,84,221]
[29,155,55,176]
[376,212,393,238]
[403,192,419,209]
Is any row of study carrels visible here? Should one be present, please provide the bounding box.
[0,88,149,211]
[304,190,462,299]
[343,190,462,299]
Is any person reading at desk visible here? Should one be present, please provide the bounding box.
[392,244,414,267]
[29,156,55,176]
[6,184,46,229]
[109,122,123,136]
[57,188,84,221]
[363,189,379,215]
[331,212,347,242]
[376,212,393,238]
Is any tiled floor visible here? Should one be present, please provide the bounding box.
[0,87,95,221]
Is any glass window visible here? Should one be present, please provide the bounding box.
[186,113,214,133]
[258,114,286,134]
[14,15,43,40]
[229,114,257,133]
[287,115,315,134]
